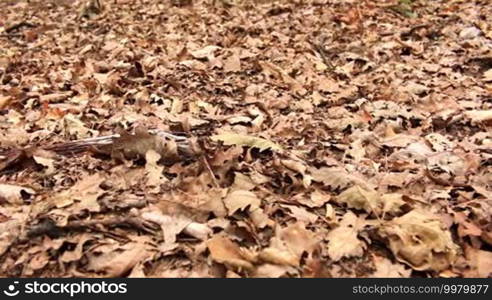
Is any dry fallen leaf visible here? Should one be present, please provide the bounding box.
[224,189,261,215]
[260,223,318,267]
[464,246,492,278]
[211,133,282,152]
[2,0,491,279]
[190,45,221,60]
[309,167,357,190]
[223,53,241,73]
[207,235,254,271]
[144,149,165,187]
[326,211,366,261]
[336,185,382,216]
[379,210,459,271]
[86,236,156,277]
[370,255,412,278]
[51,173,105,213]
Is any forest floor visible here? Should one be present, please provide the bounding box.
[0,0,491,278]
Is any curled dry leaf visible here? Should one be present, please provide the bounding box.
[231,172,256,191]
[253,263,297,278]
[294,190,330,208]
[336,185,381,215]
[280,204,318,224]
[379,210,459,271]
[190,45,221,60]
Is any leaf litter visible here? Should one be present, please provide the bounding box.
[0,0,491,278]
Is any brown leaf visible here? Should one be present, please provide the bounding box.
[326,211,366,261]
[223,53,241,72]
[260,223,318,267]
[224,189,261,215]
[379,210,459,271]
[310,167,357,190]
[464,246,492,278]
[144,150,166,187]
[207,235,254,271]
[370,256,412,278]
[87,236,156,277]
[51,173,104,213]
